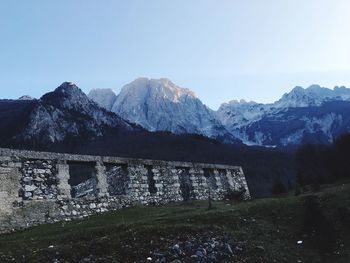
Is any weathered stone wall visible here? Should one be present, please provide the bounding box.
[0,148,250,233]
[20,160,59,200]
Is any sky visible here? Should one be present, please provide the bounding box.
[1,0,350,109]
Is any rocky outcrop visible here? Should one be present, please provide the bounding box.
[88,88,117,111]
[90,78,236,143]
[217,85,350,146]
[90,79,350,146]
[2,82,137,147]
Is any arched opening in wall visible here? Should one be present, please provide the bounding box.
[204,168,218,190]
[106,164,129,196]
[177,167,195,201]
[68,161,97,198]
[145,165,157,194]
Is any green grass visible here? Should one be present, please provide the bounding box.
[1,183,350,262]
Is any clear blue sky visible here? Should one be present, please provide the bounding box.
[1,0,350,109]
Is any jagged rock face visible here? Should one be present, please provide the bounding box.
[217,85,350,146]
[11,82,135,146]
[89,80,350,146]
[105,78,235,142]
[238,102,350,146]
[275,85,350,108]
[4,80,350,148]
[88,88,117,111]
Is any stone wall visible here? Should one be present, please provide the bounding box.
[20,160,59,200]
[0,148,250,233]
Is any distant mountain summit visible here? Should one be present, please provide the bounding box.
[217,85,350,146]
[0,82,135,148]
[6,79,350,148]
[89,78,236,143]
[90,80,350,146]
[88,88,117,111]
[275,84,350,108]
[18,95,35,101]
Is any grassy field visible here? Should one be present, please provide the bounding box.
[0,183,349,263]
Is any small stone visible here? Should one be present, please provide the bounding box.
[196,248,206,257]
[226,244,234,255]
[33,168,46,174]
[33,188,43,195]
[24,192,32,198]
[256,245,265,251]
[34,177,44,182]
[22,177,33,183]
[89,203,96,209]
[24,185,37,192]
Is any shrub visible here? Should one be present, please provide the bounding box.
[225,186,246,201]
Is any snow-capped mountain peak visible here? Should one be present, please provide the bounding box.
[217,84,350,146]
[18,95,35,101]
[223,99,258,108]
[87,78,235,142]
[275,84,350,108]
[88,78,350,147]
[276,85,319,107]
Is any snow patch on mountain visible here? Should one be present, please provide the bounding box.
[275,85,350,108]
[18,95,35,101]
[303,113,343,142]
[217,85,350,145]
[217,100,270,128]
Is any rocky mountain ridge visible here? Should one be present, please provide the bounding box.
[1,82,136,148]
[89,78,236,143]
[89,80,350,146]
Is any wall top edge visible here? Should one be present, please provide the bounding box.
[0,148,242,170]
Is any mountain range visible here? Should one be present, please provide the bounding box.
[2,78,350,149]
[4,79,344,197]
[0,82,137,149]
[89,79,350,146]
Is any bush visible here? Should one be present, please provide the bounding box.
[225,186,247,201]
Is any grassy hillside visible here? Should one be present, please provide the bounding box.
[0,183,349,263]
